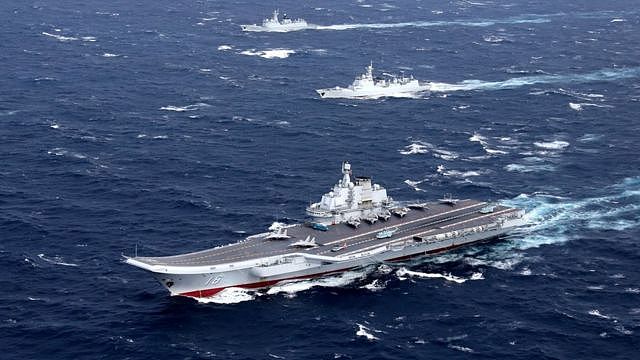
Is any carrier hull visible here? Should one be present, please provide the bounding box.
[126,199,525,298]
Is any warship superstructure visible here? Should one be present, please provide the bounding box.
[125,162,526,298]
[316,63,425,99]
[241,10,308,32]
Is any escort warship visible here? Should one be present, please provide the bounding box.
[316,63,425,99]
[240,10,308,32]
[125,162,526,298]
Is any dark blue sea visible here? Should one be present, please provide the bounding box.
[1,0,639,358]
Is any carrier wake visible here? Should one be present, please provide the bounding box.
[125,162,526,298]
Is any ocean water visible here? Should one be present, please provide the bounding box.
[1,0,639,358]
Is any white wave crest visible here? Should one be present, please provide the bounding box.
[589,309,611,319]
[569,102,614,111]
[504,163,556,173]
[355,324,380,341]
[448,344,474,353]
[437,164,483,178]
[42,32,78,42]
[404,179,426,192]
[37,254,78,267]
[399,142,429,155]
[240,49,295,59]
[468,132,509,155]
[159,103,210,112]
[533,140,570,150]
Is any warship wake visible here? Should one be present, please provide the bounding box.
[126,162,526,298]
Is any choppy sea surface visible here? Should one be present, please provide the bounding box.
[1,0,639,358]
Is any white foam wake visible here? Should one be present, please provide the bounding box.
[245,16,550,33]
[193,178,640,303]
[396,268,484,283]
[427,67,640,92]
[194,268,371,304]
[267,270,367,297]
[328,67,640,100]
[502,177,640,249]
[195,287,257,304]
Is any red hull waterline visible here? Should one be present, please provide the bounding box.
[178,236,503,299]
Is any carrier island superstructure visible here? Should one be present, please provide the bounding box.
[125,162,526,298]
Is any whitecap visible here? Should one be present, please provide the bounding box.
[37,253,78,267]
[399,142,429,155]
[404,179,425,192]
[533,140,570,150]
[42,32,78,41]
[437,164,483,178]
[469,133,487,144]
[432,148,459,161]
[578,134,602,142]
[483,34,505,43]
[614,325,633,335]
[217,44,233,51]
[448,344,474,353]
[240,49,295,59]
[102,53,119,58]
[159,103,210,112]
[589,309,611,319]
[47,148,87,159]
[484,148,508,155]
[569,102,613,111]
[504,163,556,173]
[355,324,379,341]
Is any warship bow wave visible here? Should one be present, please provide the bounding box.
[125,162,526,298]
[241,10,309,32]
[316,63,427,99]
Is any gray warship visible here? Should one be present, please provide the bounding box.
[125,162,526,298]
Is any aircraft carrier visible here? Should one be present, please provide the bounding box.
[125,162,526,298]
